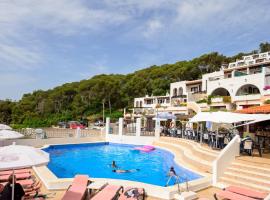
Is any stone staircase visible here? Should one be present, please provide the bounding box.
[219,157,270,193]
[154,137,219,173]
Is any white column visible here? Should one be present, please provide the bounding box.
[105,117,110,135]
[75,127,81,138]
[119,118,123,137]
[155,118,161,139]
[136,118,141,137]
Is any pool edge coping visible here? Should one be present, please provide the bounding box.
[36,141,212,199]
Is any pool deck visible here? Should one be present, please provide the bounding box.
[33,139,212,199]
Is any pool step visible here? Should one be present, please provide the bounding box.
[154,140,213,173]
[159,137,219,161]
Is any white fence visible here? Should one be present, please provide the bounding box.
[212,135,240,185]
[105,117,160,145]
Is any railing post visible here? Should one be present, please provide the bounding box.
[212,135,240,185]
[105,117,110,134]
[119,118,123,137]
[155,118,161,139]
[136,118,141,137]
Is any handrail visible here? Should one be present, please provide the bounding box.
[212,135,240,185]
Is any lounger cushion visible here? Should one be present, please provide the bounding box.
[91,184,122,200]
[0,172,31,181]
[0,169,31,176]
[226,185,268,199]
[216,190,258,200]
[61,175,89,200]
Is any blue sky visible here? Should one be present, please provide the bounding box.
[0,0,270,100]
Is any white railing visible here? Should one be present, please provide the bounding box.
[105,117,159,144]
[212,135,240,185]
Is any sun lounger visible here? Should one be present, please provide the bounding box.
[0,172,31,182]
[225,185,268,200]
[61,175,89,200]
[214,190,258,200]
[24,181,42,194]
[91,184,123,200]
[0,168,31,176]
[1,179,35,188]
[118,187,145,200]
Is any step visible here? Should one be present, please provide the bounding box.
[227,167,270,180]
[219,177,270,193]
[235,157,270,168]
[223,171,270,187]
[156,141,212,166]
[155,141,212,173]
[231,162,270,174]
[160,137,218,161]
[161,137,219,155]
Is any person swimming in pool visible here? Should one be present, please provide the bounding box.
[112,169,140,173]
[110,160,118,169]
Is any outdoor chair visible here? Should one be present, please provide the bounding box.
[90,183,123,200]
[243,140,253,156]
[0,168,31,176]
[225,185,268,200]
[203,133,209,144]
[0,172,32,182]
[214,190,257,200]
[61,175,90,200]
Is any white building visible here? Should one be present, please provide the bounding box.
[127,51,270,119]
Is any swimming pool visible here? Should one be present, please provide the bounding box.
[43,142,202,186]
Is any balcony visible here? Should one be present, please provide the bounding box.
[233,94,261,102]
[171,95,187,98]
[210,96,231,104]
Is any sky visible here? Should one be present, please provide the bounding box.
[0,0,270,100]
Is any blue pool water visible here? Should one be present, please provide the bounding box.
[43,143,202,186]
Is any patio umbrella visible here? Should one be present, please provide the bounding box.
[0,124,12,130]
[0,144,49,200]
[0,130,24,140]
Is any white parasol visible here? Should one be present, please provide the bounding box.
[0,144,49,200]
[0,124,12,130]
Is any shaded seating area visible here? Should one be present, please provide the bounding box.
[0,169,48,200]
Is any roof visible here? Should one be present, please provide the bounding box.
[236,104,270,114]
[186,79,202,85]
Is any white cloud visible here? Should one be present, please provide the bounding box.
[0,44,41,70]
[142,19,163,38]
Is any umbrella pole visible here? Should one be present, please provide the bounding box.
[12,169,15,200]
[200,123,203,145]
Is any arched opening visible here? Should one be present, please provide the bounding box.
[178,87,183,96]
[140,101,143,107]
[136,101,139,107]
[236,84,260,96]
[211,87,230,96]
[173,88,177,97]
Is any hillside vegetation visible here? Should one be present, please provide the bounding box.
[1,42,270,128]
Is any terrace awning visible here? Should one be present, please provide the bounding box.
[235,114,270,127]
[189,111,263,124]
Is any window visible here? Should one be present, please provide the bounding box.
[173,88,177,96]
[178,87,183,95]
[191,87,198,93]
